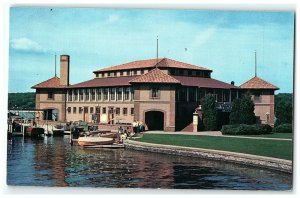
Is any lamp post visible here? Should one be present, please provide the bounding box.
[266,112,270,124]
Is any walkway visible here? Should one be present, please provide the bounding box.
[145,131,292,141]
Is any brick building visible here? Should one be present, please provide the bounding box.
[32,55,279,131]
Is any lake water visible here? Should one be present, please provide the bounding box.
[7,136,292,190]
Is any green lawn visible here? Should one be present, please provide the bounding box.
[134,134,293,160]
[241,133,293,139]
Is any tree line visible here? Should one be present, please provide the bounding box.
[8,92,36,109]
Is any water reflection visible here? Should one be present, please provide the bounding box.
[7,136,292,190]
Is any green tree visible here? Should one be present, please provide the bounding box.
[201,94,217,131]
[239,93,256,124]
[275,100,293,126]
[275,93,293,126]
[229,98,241,124]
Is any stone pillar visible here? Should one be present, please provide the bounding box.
[193,112,198,132]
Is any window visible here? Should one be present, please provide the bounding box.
[188,88,196,102]
[79,89,83,101]
[73,107,77,114]
[91,89,95,101]
[131,108,134,115]
[96,73,99,77]
[179,88,186,101]
[188,70,192,76]
[96,106,101,114]
[107,72,111,77]
[101,73,104,77]
[110,88,116,100]
[103,107,106,114]
[133,70,137,75]
[151,88,159,98]
[126,71,130,76]
[85,89,90,101]
[123,108,128,115]
[97,88,102,101]
[84,107,88,113]
[254,94,261,102]
[90,107,94,114]
[47,92,54,100]
[169,69,175,75]
[103,88,109,100]
[116,108,120,115]
[79,107,83,114]
[131,88,135,100]
[179,70,184,75]
[120,71,123,76]
[68,90,72,101]
[141,70,144,75]
[197,88,204,101]
[117,88,122,100]
[74,89,78,101]
[114,72,117,77]
[124,87,130,100]
[67,107,71,114]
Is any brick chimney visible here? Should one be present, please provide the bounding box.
[60,55,70,86]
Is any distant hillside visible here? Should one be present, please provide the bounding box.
[8,92,36,109]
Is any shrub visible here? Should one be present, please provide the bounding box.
[201,94,217,131]
[273,124,293,133]
[221,124,272,135]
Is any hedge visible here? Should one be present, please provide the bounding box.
[273,124,293,133]
[221,124,272,135]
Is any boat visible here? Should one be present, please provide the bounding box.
[25,127,44,137]
[77,136,114,146]
[52,124,65,136]
[99,132,117,138]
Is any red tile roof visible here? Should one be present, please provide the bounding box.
[93,58,211,73]
[240,76,279,90]
[68,76,135,88]
[31,77,67,89]
[130,68,180,84]
[173,76,237,89]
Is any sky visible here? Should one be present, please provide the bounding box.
[8,8,294,93]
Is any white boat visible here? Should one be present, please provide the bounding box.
[77,136,114,146]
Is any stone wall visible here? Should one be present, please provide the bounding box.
[124,140,292,174]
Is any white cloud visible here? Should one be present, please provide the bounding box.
[108,14,120,23]
[10,37,46,53]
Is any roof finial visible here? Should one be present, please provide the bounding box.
[156,35,159,67]
[54,53,57,77]
[255,50,257,77]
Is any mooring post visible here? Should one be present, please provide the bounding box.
[69,130,73,145]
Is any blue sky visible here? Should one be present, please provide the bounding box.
[9,8,294,93]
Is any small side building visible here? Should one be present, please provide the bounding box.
[240,76,279,126]
[31,55,70,122]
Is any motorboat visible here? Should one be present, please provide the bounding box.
[77,136,114,146]
[25,127,44,137]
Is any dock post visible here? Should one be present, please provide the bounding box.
[69,130,73,145]
[22,125,25,137]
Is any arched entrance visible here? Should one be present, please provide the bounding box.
[145,111,164,131]
[43,108,58,121]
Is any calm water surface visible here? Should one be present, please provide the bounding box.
[7,136,292,190]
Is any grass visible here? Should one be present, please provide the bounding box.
[134,134,293,160]
[240,133,293,139]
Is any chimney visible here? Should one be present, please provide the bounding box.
[60,55,70,86]
[231,81,235,86]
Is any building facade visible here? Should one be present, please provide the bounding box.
[32,55,278,131]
